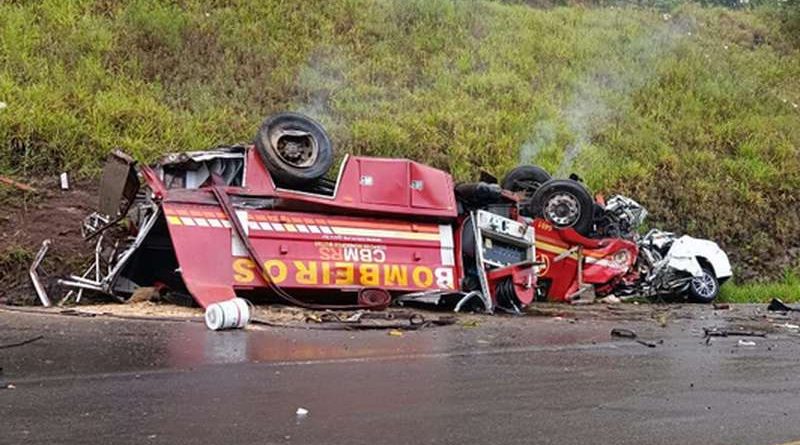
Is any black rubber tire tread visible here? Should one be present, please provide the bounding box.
[501,165,552,193]
[528,179,594,236]
[254,112,334,187]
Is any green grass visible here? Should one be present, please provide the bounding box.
[0,0,798,287]
[0,245,34,282]
[719,272,800,303]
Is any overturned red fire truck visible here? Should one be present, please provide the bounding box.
[43,113,537,313]
[34,113,730,312]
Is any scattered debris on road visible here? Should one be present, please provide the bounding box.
[204,297,252,330]
[28,240,51,307]
[599,295,621,304]
[767,298,798,312]
[703,327,766,338]
[0,334,43,350]
[652,310,670,327]
[776,323,799,330]
[290,311,456,331]
[610,327,658,348]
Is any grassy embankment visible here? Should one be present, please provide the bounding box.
[0,0,798,301]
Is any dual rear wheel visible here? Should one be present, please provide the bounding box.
[502,166,594,236]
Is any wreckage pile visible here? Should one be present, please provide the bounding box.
[26,113,731,329]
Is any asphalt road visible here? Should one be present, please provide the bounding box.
[2,305,800,445]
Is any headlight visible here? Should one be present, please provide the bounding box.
[612,249,632,268]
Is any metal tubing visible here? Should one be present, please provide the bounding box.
[29,240,52,307]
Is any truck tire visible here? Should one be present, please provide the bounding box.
[529,179,594,236]
[501,165,551,194]
[687,266,719,303]
[254,112,334,187]
[502,165,552,217]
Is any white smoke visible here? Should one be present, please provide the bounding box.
[292,46,349,131]
[518,120,556,164]
[520,16,695,177]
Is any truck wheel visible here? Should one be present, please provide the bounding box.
[254,112,334,187]
[687,267,719,303]
[529,179,593,236]
[502,166,551,217]
[501,165,551,194]
[501,165,551,212]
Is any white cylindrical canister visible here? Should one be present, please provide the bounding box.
[204,298,252,331]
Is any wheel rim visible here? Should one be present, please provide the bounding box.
[271,130,318,168]
[691,271,717,299]
[510,179,545,199]
[544,192,581,227]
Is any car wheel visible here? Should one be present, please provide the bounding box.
[687,267,719,303]
[254,112,334,187]
[529,179,594,236]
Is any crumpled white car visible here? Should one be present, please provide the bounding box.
[636,229,732,303]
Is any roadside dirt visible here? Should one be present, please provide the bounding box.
[0,178,97,305]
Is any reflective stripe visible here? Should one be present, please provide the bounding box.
[231,210,249,257]
[167,209,445,244]
[439,225,455,266]
[331,226,440,241]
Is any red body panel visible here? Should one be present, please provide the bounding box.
[164,204,457,307]
[532,219,637,302]
[240,149,457,220]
